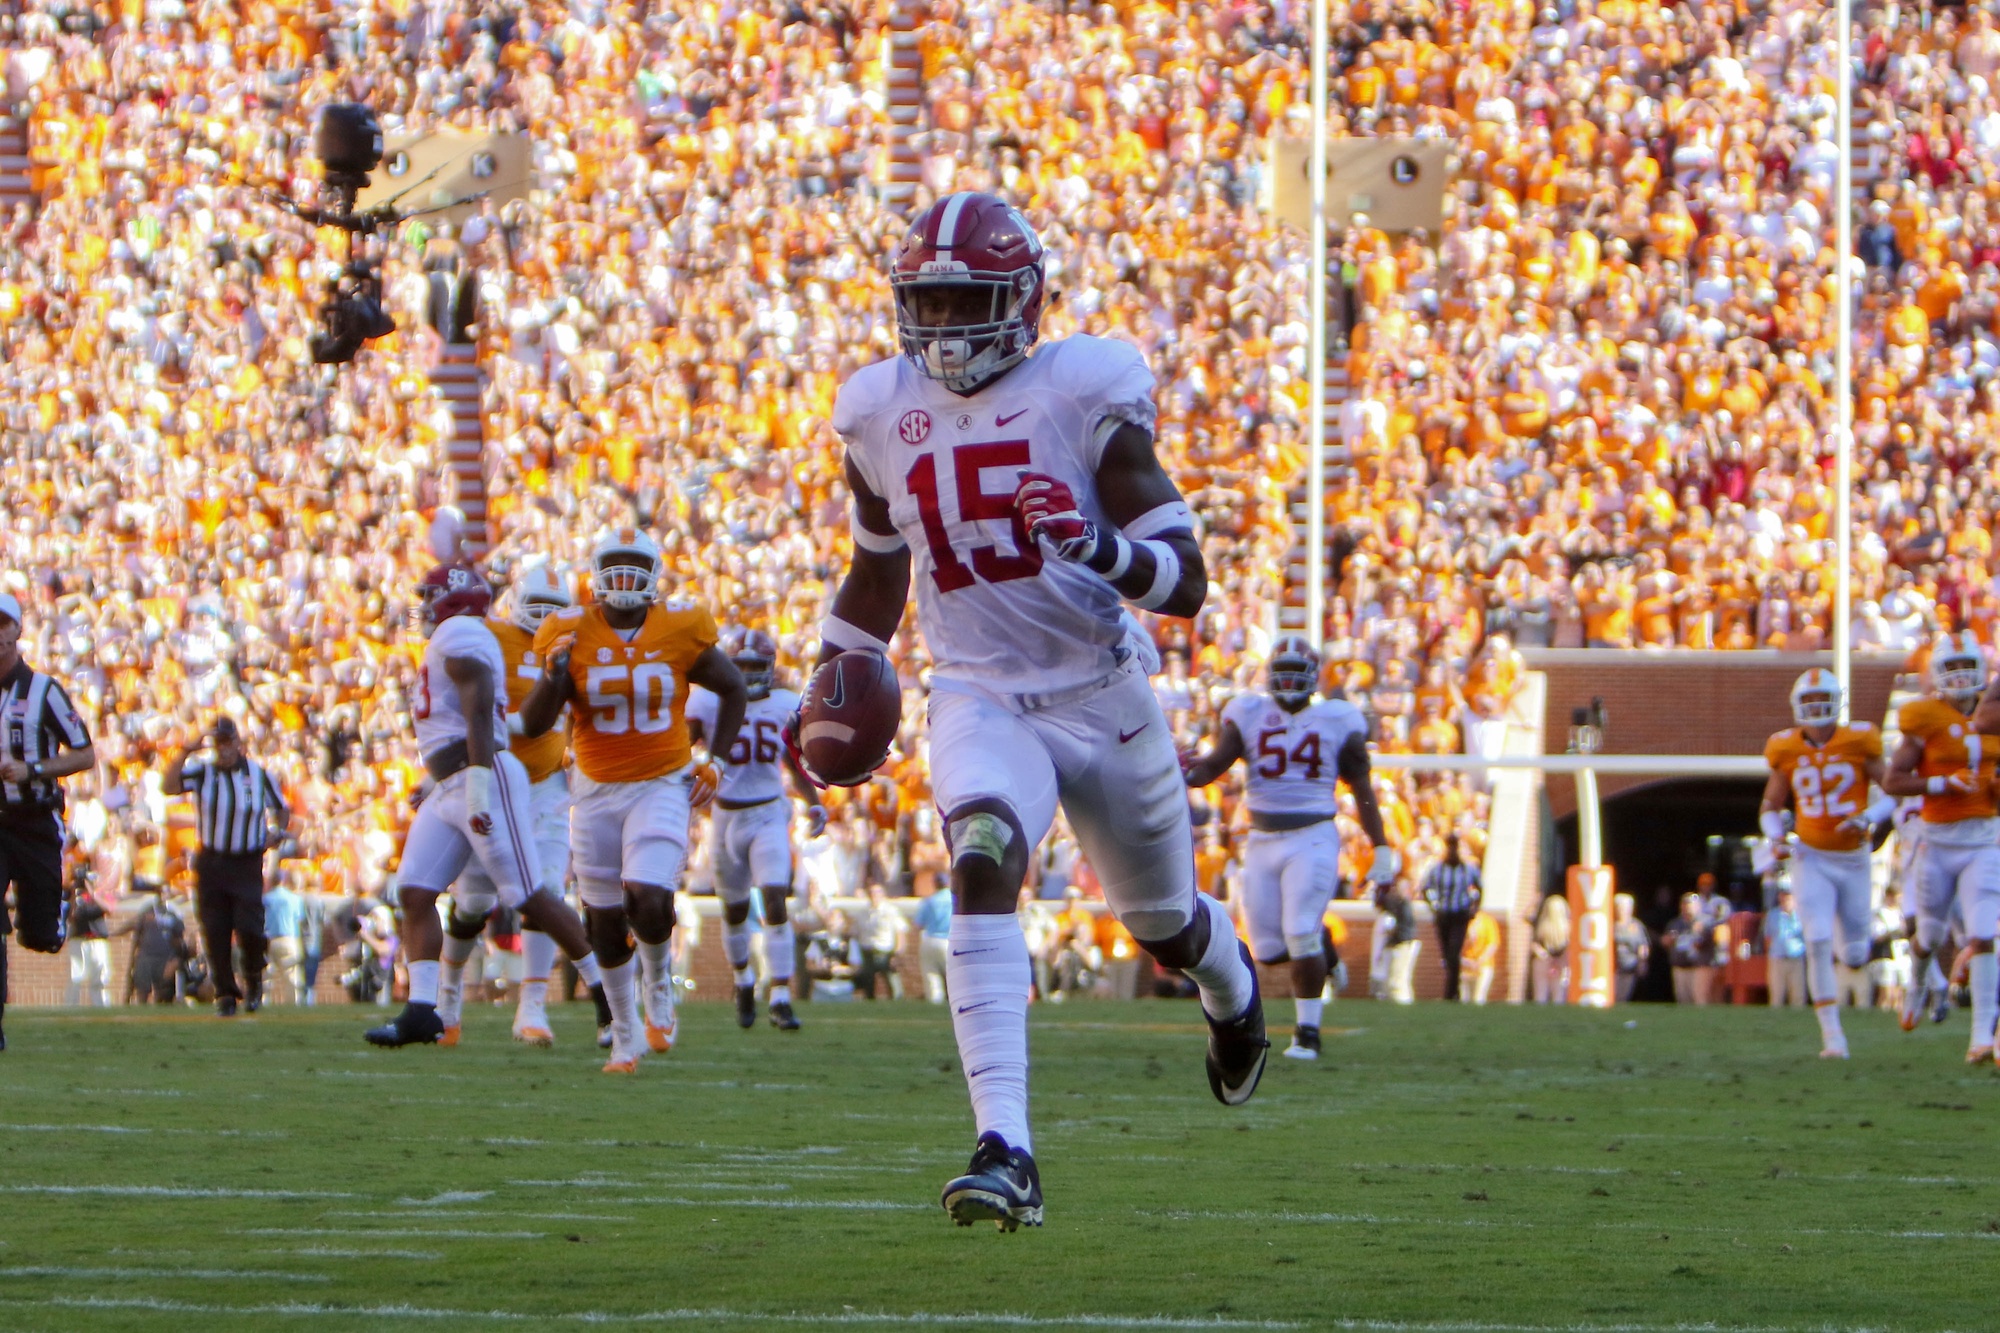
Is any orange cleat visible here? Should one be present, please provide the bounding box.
[1967,1046,1994,1065]
[645,1019,677,1054]
[602,1056,640,1075]
[439,1025,462,1048]
[513,1025,554,1048]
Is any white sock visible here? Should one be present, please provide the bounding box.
[437,965,465,1027]
[1806,941,1837,1006]
[770,982,792,1005]
[1295,996,1324,1028]
[764,921,795,983]
[517,978,548,1015]
[574,952,602,988]
[637,937,675,1025]
[723,918,752,970]
[1971,950,1999,1048]
[1928,957,1949,992]
[734,965,756,987]
[522,930,558,984]
[600,958,641,1054]
[947,913,1034,1154]
[1815,1001,1845,1047]
[1184,894,1255,1022]
[408,960,441,1008]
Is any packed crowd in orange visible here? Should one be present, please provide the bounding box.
[0,0,1986,928]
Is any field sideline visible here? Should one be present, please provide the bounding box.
[0,1000,1995,1333]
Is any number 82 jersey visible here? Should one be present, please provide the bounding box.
[1221,691,1369,819]
[1764,723,1883,852]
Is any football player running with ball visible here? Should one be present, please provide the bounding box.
[805,192,1265,1231]
[687,628,826,1032]
[1758,669,1892,1060]
[1886,633,2000,1060]
[1181,636,1400,1062]
[366,564,604,1049]
[521,529,747,1074]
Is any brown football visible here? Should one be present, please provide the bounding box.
[797,650,902,786]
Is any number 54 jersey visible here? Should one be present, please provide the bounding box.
[1764,723,1883,853]
[833,335,1159,696]
[533,600,718,784]
[1221,692,1369,820]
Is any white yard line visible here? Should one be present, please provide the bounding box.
[261,1246,447,1261]
[327,1211,636,1224]
[236,1227,548,1240]
[1140,1208,2000,1243]
[0,1184,351,1199]
[0,1265,329,1283]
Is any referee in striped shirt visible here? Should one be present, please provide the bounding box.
[164,719,291,1017]
[1420,833,1482,1003]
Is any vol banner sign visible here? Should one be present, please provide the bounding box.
[1567,865,1616,1008]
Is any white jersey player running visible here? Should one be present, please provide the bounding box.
[435,563,615,1049]
[364,562,602,1050]
[1182,636,1400,1062]
[687,628,826,1032]
[804,191,1264,1231]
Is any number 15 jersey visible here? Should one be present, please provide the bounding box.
[534,600,718,784]
[833,335,1160,696]
[1221,692,1369,819]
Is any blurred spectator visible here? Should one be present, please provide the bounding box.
[852,882,905,1001]
[1763,887,1807,1007]
[1664,893,1721,1006]
[119,889,190,1005]
[1372,884,1419,1006]
[1530,889,1570,1005]
[912,879,951,1005]
[1460,909,1500,1006]
[264,873,304,1006]
[1613,893,1651,1004]
[62,865,110,1006]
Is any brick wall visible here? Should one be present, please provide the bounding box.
[1527,649,1907,820]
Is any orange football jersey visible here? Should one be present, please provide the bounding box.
[533,599,718,783]
[486,616,568,784]
[1764,724,1883,852]
[1897,697,1999,824]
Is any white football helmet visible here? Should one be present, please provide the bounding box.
[1268,635,1321,711]
[1932,630,1988,710]
[510,562,573,632]
[590,527,663,611]
[1789,667,1841,728]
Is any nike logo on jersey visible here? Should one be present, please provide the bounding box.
[645,650,664,660]
[996,409,1028,427]
[1119,724,1148,744]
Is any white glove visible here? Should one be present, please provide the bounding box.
[1367,844,1402,886]
[506,711,526,738]
[465,765,494,836]
[806,803,828,838]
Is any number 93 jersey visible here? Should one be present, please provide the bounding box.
[1763,723,1883,852]
[1221,692,1368,819]
[533,599,718,784]
[414,614,509,757]
[685,686,800,805]
[833,335,1160,696]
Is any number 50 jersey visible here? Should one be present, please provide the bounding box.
[833,335,1160,696]
[1220,692,1370,820]
[533,600,718,784]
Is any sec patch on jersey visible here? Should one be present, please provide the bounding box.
[797,650,902,786]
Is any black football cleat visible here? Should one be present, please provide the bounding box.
[941,1132,1043,1232]
[364,1002,445,1048]
[1205,942,1269,1106]
[245,987,263,1014]
[216,996,238,1019]
[1282,1024,1321,1061]
[769,1000,801,1031]
[591,982,615,1049]
[735,983,758,1029]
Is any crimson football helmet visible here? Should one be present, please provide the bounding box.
[1268,635,1321,712]
[724,627,780,701]
[411,563,492,638]
[891,191,1046,393]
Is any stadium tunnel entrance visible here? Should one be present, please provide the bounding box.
[1553,777,1766,1002]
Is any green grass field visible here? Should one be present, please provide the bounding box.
[0,998,1996,1332]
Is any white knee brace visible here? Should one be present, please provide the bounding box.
[1285,932,1326,963]
[948,811,1016,867]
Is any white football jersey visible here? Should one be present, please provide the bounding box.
[1220,692,1369,818]
[833,334,1161,694]
[685,686,801,805]
[413,614,510,757]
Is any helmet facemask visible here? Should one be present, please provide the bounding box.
[1791,688,1839,727]
[592,554,659,611]
[1936,654,1986,710]
[891,268,1040,394]
[1269,658,1318,711]
[514,596,567,631]
[735,654,775,701]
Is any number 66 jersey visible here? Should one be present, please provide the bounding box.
[1221,692,1370,820]
[832,334,1158,695]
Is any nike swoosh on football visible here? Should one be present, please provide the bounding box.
[996,409,1028,427]
[825,665,846,710]
[1118,724,1148,743]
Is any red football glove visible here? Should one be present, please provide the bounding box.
[781,711,828,791]
[1014,473,1103,564]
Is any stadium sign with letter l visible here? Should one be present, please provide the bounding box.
[1567,866,1615,1009]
